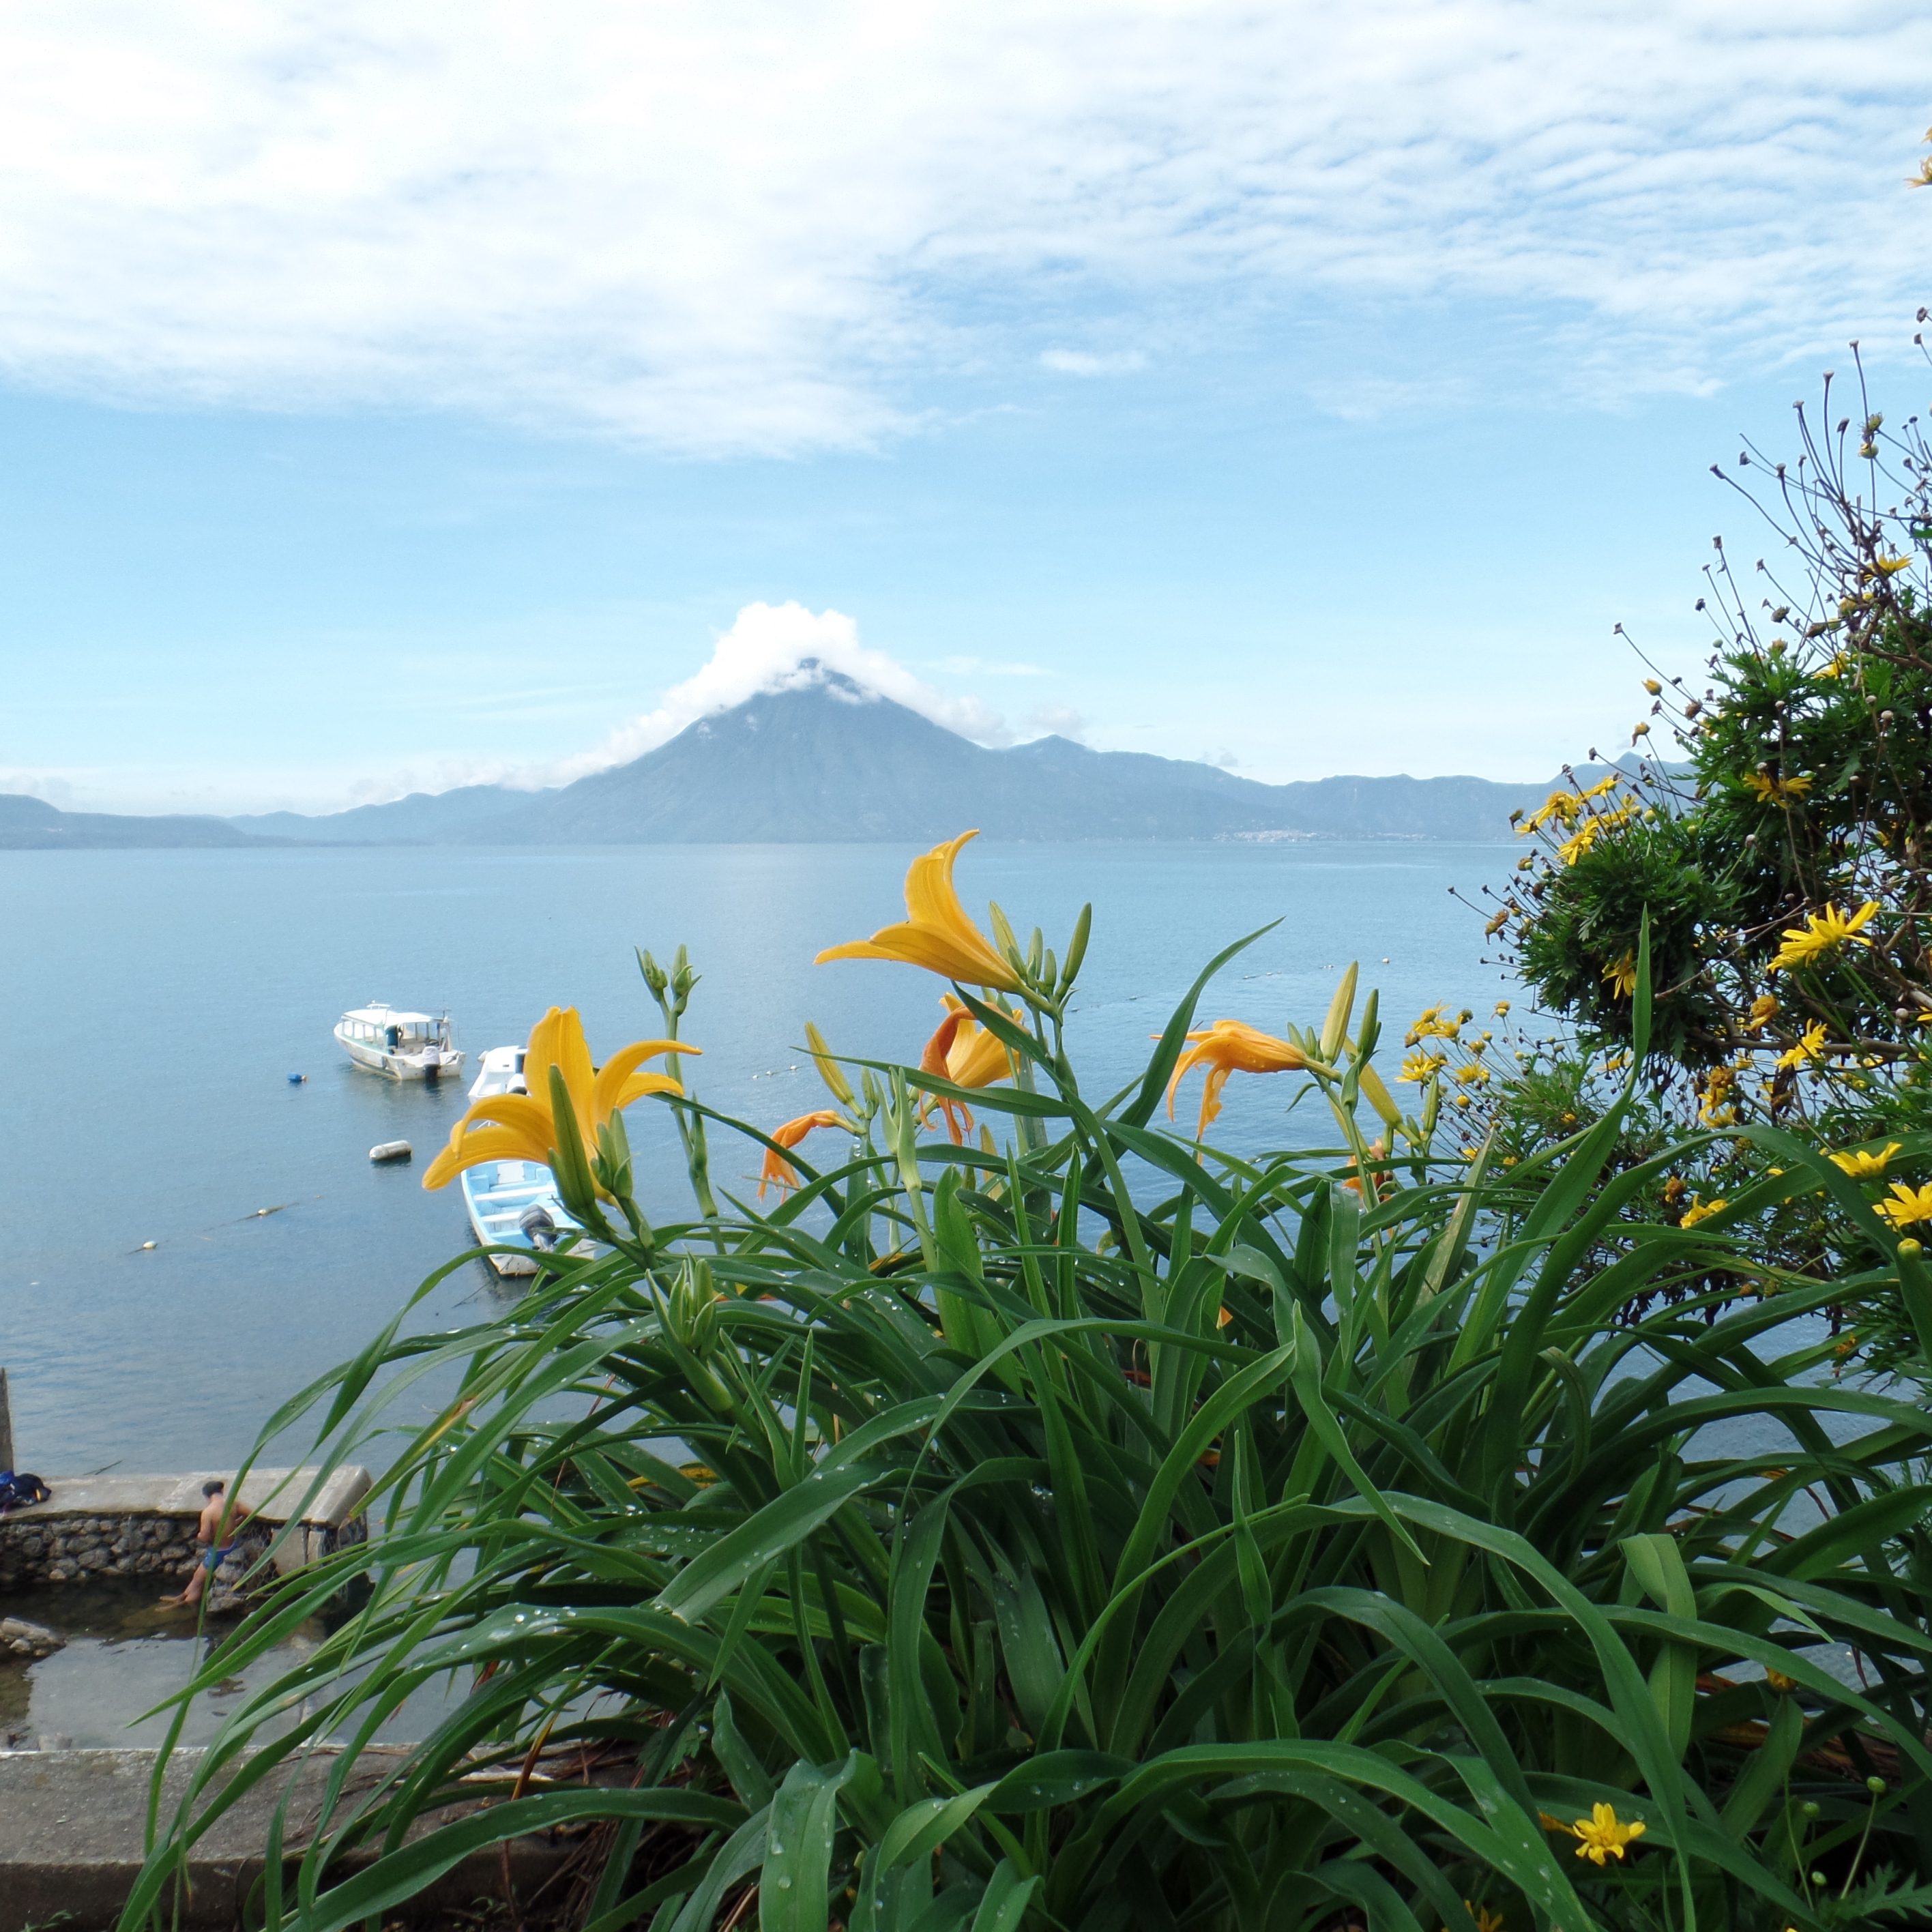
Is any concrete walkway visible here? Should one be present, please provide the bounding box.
[0,1746,576,1931]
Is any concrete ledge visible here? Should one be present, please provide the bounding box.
[7,1466,372,1529]
[0,1469,372,1592]
[0,1746,578,1931]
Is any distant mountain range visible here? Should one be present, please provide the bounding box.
[0,791,280,850]
[5,671,1592,850]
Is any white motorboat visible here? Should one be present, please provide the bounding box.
[334,1004,464,1081]
[458,1044,590,1276]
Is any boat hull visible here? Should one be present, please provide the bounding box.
[459,1159,589,1275]
[334,1025,464,1081]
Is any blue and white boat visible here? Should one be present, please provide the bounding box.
[458,1044,591,1276]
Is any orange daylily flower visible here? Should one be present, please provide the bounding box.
[423,1006,693,1195]
[815,830,1025,992]
[918,995,1019,1143]
[1344,1138,1390,1199]
[1166,1020,1310,1139]
[759,1110,851,1198]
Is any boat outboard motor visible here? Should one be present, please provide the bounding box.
[518,1205,559,1252]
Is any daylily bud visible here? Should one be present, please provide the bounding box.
[637,948,669,999]
[662,1259,733,1411]
[593,1112,634,1202]
[1060,903,1093,991]
[548,1065,600,1221]
[986,900,1027,979]
[804,1020,855,1106]
[671,946,700,1013]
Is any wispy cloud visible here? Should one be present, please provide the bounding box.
[1040,349,1149,377]
[0,4,1926,452]
[932,654,1051,677]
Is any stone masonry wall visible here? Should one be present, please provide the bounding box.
[0,1512,259,1590]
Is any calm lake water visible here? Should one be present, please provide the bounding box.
[2,839,1519,1474]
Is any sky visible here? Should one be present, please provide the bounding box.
[3,1,1931,815]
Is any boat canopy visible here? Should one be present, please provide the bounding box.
[342,1005,439,1030]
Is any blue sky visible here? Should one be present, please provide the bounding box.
[3,2,1931,814]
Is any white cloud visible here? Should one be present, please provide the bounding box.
[0,3,1927,452]
[0,769,79,808]
[551,602,1014,781]
[1023,704,1089,742]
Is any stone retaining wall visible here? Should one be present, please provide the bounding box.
[0,1512,235,1590]
[0,1467,371,1598]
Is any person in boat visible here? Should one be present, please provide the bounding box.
[159,1479,255,1608]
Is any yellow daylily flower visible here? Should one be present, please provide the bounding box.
[816,830,1025,992]
[1877,1181,1932,1229]
[1166,1020,1310,1139]
[1602,950,1637,999]
[1776,1021,1829,1071]
[918,995,1019,1143]
[422,1007,693,1194]
[1570,1802,1646,1865]
[1830,1143,1902,1177]
[759,1109,852,1198]
[1768,901,1879,973]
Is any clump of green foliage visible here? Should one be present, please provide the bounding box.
[117,890,1932,1932]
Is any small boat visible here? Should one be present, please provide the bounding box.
[458,1044,591,1275]
[334,1004,464,1081]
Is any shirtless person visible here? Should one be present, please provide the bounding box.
[160,1479,254,1608]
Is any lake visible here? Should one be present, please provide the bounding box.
[1,839,1519,1474]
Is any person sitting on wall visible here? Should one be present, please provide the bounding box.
[158,1479,255,1609]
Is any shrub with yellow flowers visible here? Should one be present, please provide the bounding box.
[1482,343,1932,1369]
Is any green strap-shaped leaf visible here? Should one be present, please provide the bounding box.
[1287,1304,1426,1564]
[762,1755,861,1932]
[877,1785,997,1870]
[967,1862,1039,1932]
[654,1465,879,1624]
[1622,1532,1698,1758]
[269,1790,741,1932]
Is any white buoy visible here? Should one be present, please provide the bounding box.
[370,1141,413,1163]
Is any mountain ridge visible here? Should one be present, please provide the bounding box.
[238,674,1564,845]
[8,673,1598,847]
